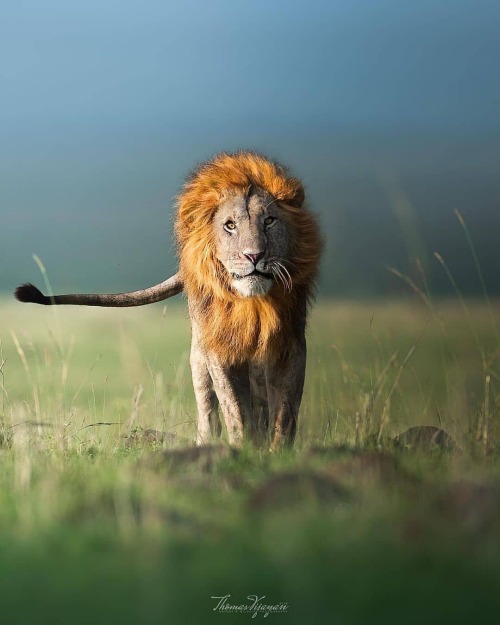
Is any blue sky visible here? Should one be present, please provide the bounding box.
[2,0,499,131]
[2,0,500,294]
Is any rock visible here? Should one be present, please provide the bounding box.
[322,450,417,490]
[325,449,397,478]
[439,479,500,533]
[145,444,239,473]
[307,447,419,491]
[248,471,350,511]
[392,426,457,451]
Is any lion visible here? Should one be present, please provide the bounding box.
[15,151,322,449]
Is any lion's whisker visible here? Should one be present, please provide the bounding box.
[267,257,299,272]
[275,262,292,291]
[270,264,286,291]
[274,265,288,289]
[277,262,293,291]
[272,262,292,292]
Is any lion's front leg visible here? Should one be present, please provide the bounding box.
[204,356,252,447]
[190,337,220,445]
[249,362,270,444]
[267,336,307,450]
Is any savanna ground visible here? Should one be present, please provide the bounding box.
[1,296,500,624]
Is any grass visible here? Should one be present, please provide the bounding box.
[1,296,500,624]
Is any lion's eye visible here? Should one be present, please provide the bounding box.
[224,220,236,232]
[264,216,276,227]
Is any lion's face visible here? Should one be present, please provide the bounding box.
[213,187,291,297]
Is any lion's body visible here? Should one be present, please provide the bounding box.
[176,152,321,446]
[15,151,322,449]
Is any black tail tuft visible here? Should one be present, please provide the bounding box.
[14,283,48,305]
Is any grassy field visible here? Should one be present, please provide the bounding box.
[1,296,500,624]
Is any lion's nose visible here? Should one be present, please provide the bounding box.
[243,251,265,266]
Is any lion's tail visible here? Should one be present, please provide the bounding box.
[14,273,183,307]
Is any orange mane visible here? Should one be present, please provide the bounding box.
[175,152,322,364]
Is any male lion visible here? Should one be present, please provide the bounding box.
[15,152,322,449]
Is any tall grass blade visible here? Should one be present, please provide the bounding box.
[454,209,499,344]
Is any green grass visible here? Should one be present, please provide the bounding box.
[1,297,500,624]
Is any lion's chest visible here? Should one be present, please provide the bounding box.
[196,296,288,365]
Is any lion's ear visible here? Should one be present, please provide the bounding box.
[289,183,305,208]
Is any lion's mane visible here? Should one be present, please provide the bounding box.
[175,152,322,365]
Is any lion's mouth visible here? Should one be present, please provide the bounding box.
[232,270,273,281]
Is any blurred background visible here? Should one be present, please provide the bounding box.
[1,0,499,297]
